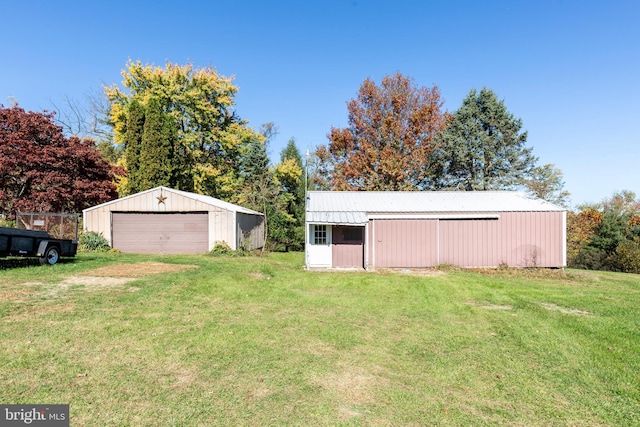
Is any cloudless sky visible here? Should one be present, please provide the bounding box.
[2,0,638,207]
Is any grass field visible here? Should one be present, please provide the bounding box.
[1,252,639,426]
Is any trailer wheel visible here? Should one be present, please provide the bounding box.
[39,246,60,265]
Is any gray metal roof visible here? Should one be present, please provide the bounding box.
[306,211,369,225]
[305,191,564,224]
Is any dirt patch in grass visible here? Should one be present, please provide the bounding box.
[315,369,374,405]
[313,363,391,421]
[377,268,445,277]
[0,289,34,303]
[62,276,137,288]
[541,302,590,316]
[313,362,389,417]
[82,262,199,278]
[18,262,199,295]
[248,272,271,281]
[465,301,513,310]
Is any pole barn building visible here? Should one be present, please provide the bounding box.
[305,191,566,269]
[83,186,264,254]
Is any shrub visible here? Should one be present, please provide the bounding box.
[209,241,234,256]
[613,238,640,274]
[0,216,15,227]
[570,247,608,271]
[79,231,111,252]
[208,241,252,257]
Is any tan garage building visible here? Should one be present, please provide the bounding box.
[83,186,264,254]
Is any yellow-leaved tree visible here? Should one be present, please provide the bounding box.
[105,59,264,198]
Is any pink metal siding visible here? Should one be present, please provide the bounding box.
[371,220,438,268]
[439,212,564,267]
[363,212,565,268]
[332,226,364,268]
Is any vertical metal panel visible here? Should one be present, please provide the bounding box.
[373,219,438,268]
[83,208,111,245]
[209,209,234,250]
[332,226,364,268]
[439,218,500,267]
[438,212,565,267]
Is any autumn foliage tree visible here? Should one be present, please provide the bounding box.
[0,106,119,216]
[566,208,603,262]
[318,73,450,190]
[106,60,263,199]
[568,191,640,272]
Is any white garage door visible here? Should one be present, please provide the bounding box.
[112,212,209,254]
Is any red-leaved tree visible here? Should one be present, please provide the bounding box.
[0,106,120,217]
[317,73,451,190]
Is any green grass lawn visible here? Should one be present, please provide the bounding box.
[1,252,639,426]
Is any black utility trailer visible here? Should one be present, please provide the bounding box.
[0,226,78,265]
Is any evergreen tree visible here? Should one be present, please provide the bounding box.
[280,139,304,200]
[239,139,279,248]
[139,97,176,190]
[239,134,305,251]
[242,140,271,187]
[432,88,537,190]
[276,138,305,250]
[123,99,145,195]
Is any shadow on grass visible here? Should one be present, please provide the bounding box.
[0,257,77,270]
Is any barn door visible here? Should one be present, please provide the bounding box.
[372,219,438,268]
[332,226,364,268]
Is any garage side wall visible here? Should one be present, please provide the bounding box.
[236,213,265,250]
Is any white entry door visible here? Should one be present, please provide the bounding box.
[306,224,332,267]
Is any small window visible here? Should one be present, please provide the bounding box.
[312,225,327,245]
[342,227,362,242]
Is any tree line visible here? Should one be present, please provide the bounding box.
[1,61,637,270]
[567,191,640,273]
[314,72,568,206]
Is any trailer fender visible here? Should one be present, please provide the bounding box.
[37,241,61,265]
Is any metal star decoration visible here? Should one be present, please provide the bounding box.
[157,194,167,204]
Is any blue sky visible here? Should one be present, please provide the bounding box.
[2,0,638,207]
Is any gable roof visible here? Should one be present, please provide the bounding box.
[83,186,263,216]
[306,191,564,225]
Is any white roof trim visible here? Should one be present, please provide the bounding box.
[368,214,500,220]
